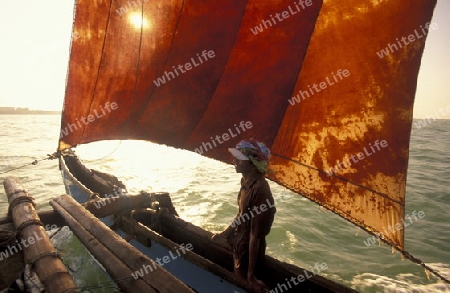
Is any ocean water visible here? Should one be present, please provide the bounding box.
[0,115,449,293]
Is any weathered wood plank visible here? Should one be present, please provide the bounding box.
[51,194,194,293]
[83,194,149,218]
[119,214,252,292]
[3,177,77,293]
[0,210,66,227]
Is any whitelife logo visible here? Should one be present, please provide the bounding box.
[59,102,118,139]
[376,22,438,58]
[250,0,313,35]
[0,232,44,261]
[115,0,149,16]
[288,69,350,106]
[92,189,125,209]
[230,198,275,228]
[413,105,450,130]
[326,140,388,176]
[153,50,215,87]
[131,243,193,279]
[270,262,328,293]
[363,211,425,247]
[194,121,253,155]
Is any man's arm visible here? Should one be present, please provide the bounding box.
[219,222,234,238]
[211,213,239,240]
[247,232,260,280]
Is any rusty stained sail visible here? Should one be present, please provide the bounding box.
[59,0,437,250]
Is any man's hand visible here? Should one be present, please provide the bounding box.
[247,275,269,293]
[212,226,233,241]
[211,233,223,241]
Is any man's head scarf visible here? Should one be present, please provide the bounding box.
[228,139,270,173]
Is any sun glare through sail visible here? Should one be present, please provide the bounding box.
[129,12,150,30]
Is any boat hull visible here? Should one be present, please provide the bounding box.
[60,153,358,293]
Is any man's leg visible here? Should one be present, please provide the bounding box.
[233,244,249,279]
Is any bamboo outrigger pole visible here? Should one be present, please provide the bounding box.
[50,194,194,293]
[3,177,77,293]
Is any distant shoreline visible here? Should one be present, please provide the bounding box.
[0,107,61,115]
[0,112,61,115]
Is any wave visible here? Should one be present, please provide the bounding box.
[351,267,450,293]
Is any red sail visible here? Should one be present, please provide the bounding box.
[59,0,437,250]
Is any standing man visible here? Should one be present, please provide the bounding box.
[213,139,276,292]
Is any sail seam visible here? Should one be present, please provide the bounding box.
[127,0,146,135]
[78,0,115,144]
[268,0,323,149]
[132,0,187,129]
[184,0,251,146]
[270,152,404,205]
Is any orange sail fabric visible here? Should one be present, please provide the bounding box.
[59,0,437,250]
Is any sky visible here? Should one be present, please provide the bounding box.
[0,1,448,118]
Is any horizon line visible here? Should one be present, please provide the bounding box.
[1,106,449,120]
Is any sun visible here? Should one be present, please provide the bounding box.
[129,13,150,30]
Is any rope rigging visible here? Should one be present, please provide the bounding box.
[0,152,60,175]
[401,250,450,285]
